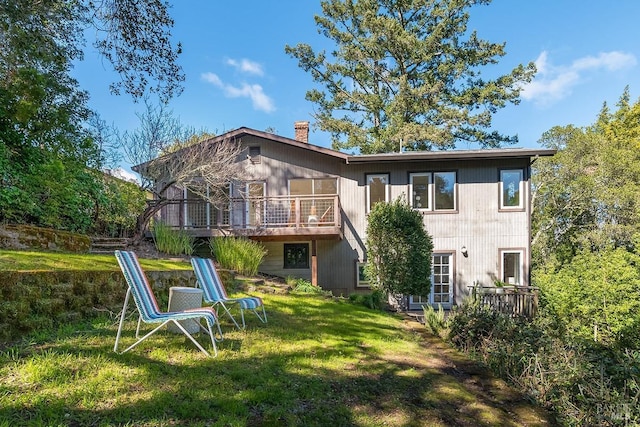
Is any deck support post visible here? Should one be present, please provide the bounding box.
[311,239,318,287]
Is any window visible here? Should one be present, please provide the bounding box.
[356,262,370,288]
[408,171,456,211]
[284,243,309,269]
[366,173,389,212]
[501,249,524,285]
[248,146,261,163]
[434,171,456,210]
[500,169,524,209]
[409,173,431,210]
[289,178,337,196]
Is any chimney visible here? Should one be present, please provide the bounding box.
[294,121,309,143]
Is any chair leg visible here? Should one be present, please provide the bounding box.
[114,289,131,353]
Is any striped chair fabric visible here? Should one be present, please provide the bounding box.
[114,250,222,357]
[191,257,267,330]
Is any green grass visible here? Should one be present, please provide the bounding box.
[0,251,556,426]
[0,297,555,427]
[0,249,191,272]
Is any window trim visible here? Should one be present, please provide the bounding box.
[409,172,432,211]
[499,248,526,286]
[283,243,310,269]
[365,173,390,213]
[406,171,458,213]
[499,168,525,211]
[356,261,370,288]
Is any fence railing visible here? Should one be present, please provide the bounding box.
[156,195,341,231]
[468,285,539,318]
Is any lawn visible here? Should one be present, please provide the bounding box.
[0,252,557,426]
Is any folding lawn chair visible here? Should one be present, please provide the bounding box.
[114,250,223,357]
[191,257,267,330]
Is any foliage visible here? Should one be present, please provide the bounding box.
[152,221,195,256]
[532,88,640,266]
[348,289,384,309]
[91,174,147,237]
[0,0,184,234]
[292,278,332,296]
[209,236,267,276]
[365,197,433,295]
[447,301,640,426]
[423,303,447,336]
[285,0,535,153]
[534,247,640,347]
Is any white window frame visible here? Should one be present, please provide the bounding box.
[433,171,457,211]
[366,173,389,213]
[499,169,525,210]
[409,172,432,211]
[500,248,525,286]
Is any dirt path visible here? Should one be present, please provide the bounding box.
[397,317,559,426]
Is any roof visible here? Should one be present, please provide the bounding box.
[133,126,556,171]
[345,148,557,163]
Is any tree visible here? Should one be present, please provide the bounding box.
[121,100,251,243]
[532,88,640,267]
[285,0,535,154]
[365,197,433,296]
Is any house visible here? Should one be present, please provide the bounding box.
[142,123,555,309]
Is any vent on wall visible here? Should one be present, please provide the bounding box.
[248,146,261,164]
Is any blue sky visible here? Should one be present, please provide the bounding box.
[72,1,640,176]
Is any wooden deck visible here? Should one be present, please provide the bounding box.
[469,285,539,318]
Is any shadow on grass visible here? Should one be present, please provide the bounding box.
[0,293,559,427]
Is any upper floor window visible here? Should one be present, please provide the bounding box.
[409,173,431,210]
[409,171,457,211]
[289,178,337,196]
[500,169,524,210]
[366,173,389,212]
[434,171,456,210]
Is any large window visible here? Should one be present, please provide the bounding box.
[366,173,389,212]
[408,171,456,211]
[501,249,524,285]
[500,169,524,209]
[284,243,309,269]
[289,178,337,196]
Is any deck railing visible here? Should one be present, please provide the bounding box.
[468,285,539,318]
[156,195,341,231]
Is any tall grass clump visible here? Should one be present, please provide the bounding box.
[152,221,195,255]
[209,236,266,276]
[423,303,447,337]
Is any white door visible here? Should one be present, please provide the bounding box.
[430,253,454,309]
[409,253,454,310]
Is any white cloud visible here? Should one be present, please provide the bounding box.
[520,50,637,106]
[201,72,223,87]
[200,73,275,113]
[225,58,264,76]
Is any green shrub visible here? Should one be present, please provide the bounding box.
[152,222,195,255]
[423,304,447,336]
[348,289,384,310]
[292,278,327,295]
[209,237,266,276]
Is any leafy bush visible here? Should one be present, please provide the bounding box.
[291,278,329,295]
[152,221,195,255]
[365,197,433,296]
[348,289,384,310]
[447,301,640,425]
[209,236,266,276]
[423,304,448,336]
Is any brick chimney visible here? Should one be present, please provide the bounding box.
[294,121,309,143]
